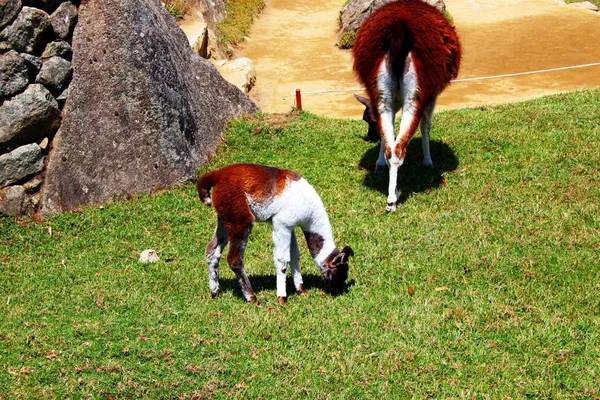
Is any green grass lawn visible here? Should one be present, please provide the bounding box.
[1,90,600,398]
[217,0,265,48]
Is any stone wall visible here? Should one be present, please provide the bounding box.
[1,0,259,217]
[0,0,78,216]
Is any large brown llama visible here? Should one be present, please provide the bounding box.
[352,0,462,212]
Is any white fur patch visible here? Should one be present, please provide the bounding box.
[247,179,336,268]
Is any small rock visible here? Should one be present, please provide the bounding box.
[36,56,72,93]
[0,185,32,217]
[0,6,53,54]
[29,190,41,207]
[0,50,29,99]
[22,174,43,193]
[0,83,61,152]
[0,0,22,31]
[56,86,68,101]
[0,143,44,188]
[20,52,42,78]
[139,249,160,264]
[50,1,78,40]
[37,136,49,151]
[41,40,72,59]
[214,57,257,95]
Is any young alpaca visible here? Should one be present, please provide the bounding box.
[196,163,354,305]
[352,0,462,212]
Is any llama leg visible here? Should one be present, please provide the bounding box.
[375,141,386,174]
[420,99,436,168]
[272,221,292,304]
[386,157,400,212]
[390,98,423,211]
[388,56,423,211]
[206,217,228,298]
[290,230,306,295]
[375,56,400,211]
[381,106,398,211]
[226,223,257,302]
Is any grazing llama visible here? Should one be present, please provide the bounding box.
[196,163,354,304]
[352,0,462,211]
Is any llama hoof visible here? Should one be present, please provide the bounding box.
[298,285,308,295]
[386,202,397,212]
[423,160,434,169]
[278,296,287,306]
[210,288,221,298]
[248,294,257,303]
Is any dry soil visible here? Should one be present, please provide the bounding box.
[236,0,600,118]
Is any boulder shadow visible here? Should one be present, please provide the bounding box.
[360,138,459,204]
[217,273,355,301]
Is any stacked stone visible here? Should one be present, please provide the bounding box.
[0,0,78,217]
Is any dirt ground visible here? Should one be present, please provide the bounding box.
[234,0,600,118]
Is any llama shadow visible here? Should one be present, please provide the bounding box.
[360,138,459,204]
[218,273,355,302]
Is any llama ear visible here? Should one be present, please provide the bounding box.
[354,94,376,123]
[333,246,354,265]
[341,246,354,258]
[354,93,371,108]
[332,252,346,266]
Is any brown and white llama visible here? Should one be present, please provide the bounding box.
[352,0,462,211]
[196,163,354,304]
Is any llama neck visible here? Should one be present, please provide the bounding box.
[302,206,337,270]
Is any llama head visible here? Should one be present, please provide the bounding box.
[323,246,354,295]
[354,94,380,143]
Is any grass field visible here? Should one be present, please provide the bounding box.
[1,90,599,398]
[217,0,265,48]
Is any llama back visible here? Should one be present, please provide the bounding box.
[196,164,302,214]
[353,0,462,100]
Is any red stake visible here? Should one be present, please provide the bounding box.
[295,88,302,111]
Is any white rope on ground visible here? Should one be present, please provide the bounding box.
[289,61,600,97]
[451,62,600,83]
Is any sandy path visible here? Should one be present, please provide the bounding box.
[238,0,600,118]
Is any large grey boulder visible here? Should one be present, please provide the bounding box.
[0,6,52,54]
[0,84,61,152]
[50,1,78,40]
[40,0,259,214]
[185,0,226,32]
[0,50,29,99]
[213,58,257,95]
[0,143,44,188]
[0,0,22,30]
[337,0,447,48]
[35,55,72,92]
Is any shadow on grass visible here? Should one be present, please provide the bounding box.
[218,273,355,302]
[360,138,459,204]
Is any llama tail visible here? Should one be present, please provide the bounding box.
[387,20,413,75]
[196,171,217,206]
